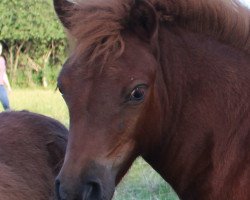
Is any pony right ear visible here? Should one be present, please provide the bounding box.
[129,0,158,42]
[53,0,79,29]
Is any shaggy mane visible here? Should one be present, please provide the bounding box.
[68,0,250,65]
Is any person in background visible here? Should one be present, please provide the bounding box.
[0,43,12,111]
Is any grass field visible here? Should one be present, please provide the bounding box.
[1,89,179,200]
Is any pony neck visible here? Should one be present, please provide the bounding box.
[143,26,250,200]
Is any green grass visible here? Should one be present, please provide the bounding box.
[114,159,178,200]
[1,88,179,200]
[6,88,69,126]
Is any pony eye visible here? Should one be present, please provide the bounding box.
[57,83,64,95]
[58,87,63,95]
[129,86,146,102]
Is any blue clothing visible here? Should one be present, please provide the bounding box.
[0,85,10,110]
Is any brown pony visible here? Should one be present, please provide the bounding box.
[0,111,68,200]
[53,0,250,199]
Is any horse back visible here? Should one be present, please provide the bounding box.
[0,111,68,200]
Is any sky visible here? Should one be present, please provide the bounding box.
[241,0,250,7]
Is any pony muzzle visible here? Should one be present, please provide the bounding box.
[55,177,103,200]
[55,162,115,200]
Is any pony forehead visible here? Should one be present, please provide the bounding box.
[68,0,250,65]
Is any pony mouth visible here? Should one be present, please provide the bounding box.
[81,187,114,200]
[81,184,93,199]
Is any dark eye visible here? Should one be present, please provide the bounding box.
[58,87,63,95]
[57,82,64,95]
[129,85,147,102]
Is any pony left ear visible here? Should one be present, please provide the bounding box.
[46,137,66,175]
[130,0,158,42]
[53,0,79,29]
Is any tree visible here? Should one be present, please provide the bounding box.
[0,0,67,87]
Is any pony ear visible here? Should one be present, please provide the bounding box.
[53,0,79,29]
[46,137,67,175]
[130,0,158,42]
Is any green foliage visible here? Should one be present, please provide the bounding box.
[0,0,67,87]
[0,0,65,41]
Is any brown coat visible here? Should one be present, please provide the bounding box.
[0,111,68,200]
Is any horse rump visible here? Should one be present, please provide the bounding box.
[0,110,68,200]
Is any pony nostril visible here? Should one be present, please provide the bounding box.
[55,178,62,200]
[55,178,69,200]
[82,181,102,200]
[55,178,80,200]
[55,177,103,200]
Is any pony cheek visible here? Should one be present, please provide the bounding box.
[103,140,136,171]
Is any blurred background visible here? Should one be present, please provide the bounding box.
[0,0,66,88]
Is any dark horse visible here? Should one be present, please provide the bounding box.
[0,111,67,200]
[53,0,250,199]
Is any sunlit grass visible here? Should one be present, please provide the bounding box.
[114,158,178,200]
[5,88,69,126]
[0,88,179,200]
